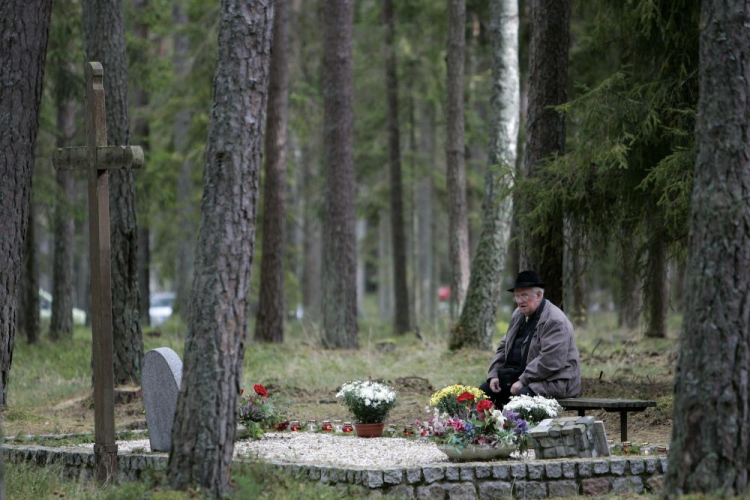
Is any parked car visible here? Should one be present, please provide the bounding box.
[39,289,87,325]
[149,291,176,326]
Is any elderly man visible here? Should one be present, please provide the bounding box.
[479,270,581,408]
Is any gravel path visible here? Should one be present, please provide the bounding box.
[78,433,452,468]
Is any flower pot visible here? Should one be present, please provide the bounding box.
[354,422,385,438]
[437,443,515,461]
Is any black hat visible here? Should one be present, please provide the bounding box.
[507,270,545,292]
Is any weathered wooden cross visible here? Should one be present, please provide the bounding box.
[52,62,143,483]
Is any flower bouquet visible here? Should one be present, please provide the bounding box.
[336,380,397,437]
[428,384,487,418]
[237,384,288,439]
[422,385,531,460]
[502,394,562,424]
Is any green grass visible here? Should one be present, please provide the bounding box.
[5,460,369,499]
[4,302,679,497]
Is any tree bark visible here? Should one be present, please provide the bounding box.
[50,97,77,340]
[616,236,641,329]
[666,0,750,495]
[383,0,410,334]
[446,0,471,319]
[417,102,436,321]
[173,0,196,322]
[519,0,569,309]
[321,0,358,349]
[82,0,144,385]
[452,0,519,350]
[18,203,40,345]
[255,0,289,343]
[378,212,394,319]
[300,142,322,323]
[564,218,587,327]
[167,1,274,497]
[643,225,667,338]
[0,0,52,405]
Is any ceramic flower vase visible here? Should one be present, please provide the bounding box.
[354,422,385,438]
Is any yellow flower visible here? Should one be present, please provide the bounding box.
[428,384,486,407]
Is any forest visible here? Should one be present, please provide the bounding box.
[1,0,748,498]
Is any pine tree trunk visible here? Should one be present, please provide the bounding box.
[75,191,91,326]
[167,2,274,497]
[417,102,436,321]
[50,98,76,340]
[255,0,289,343]
[82,0,144,384]
[666,0,750,494]
[300,142,322,323]
[616,234,641,329]
[173,0,195,322]
[452,0,519,350]
[137,227,150,327]
[0,0,52,405]
[520,0,569,309]
[643,228,667,338]
[18,203,40,345]
[356,218,367,317]
[564,218,587,327]
[383,0,410,334]
[446,0,471,319]
[378,213,394,318]
[321,0,359,349]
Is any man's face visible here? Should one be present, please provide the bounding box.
[513,287,542,317]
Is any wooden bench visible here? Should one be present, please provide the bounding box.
[556,398,657,442]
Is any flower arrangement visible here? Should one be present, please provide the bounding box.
[336,380,397,424]
[420,389,531,455]
[428,384,487,418]
[238,384,288,439]
[502,394,562,424]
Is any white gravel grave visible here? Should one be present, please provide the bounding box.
[78,432,453,468]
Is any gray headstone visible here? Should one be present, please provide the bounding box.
[142,347,183,452]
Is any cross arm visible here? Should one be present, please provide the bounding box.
[53,145,145,171]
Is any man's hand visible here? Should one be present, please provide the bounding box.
[489,378,501,393]
[510,381,524,395]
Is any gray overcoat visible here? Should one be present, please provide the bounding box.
[487,301,581,398]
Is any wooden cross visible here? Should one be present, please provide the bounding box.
[52,62,143,484]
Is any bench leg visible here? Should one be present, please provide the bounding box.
[578,409,586,417]
[620,411,627,442]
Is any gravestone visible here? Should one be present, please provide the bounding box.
[528,416,610,459]
[142,347,183,452]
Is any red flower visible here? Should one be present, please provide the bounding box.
[456,391,475,403]
[240,389,244,396]
[476,400,492,412]
[253,384,268,397]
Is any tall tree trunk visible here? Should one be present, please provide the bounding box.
[173,0,195,322]
[167,2,274,497]
[417,103,436,321]
[643,226,667,338]
[321,0,358,349]
[616,236,641,329]
[378,212,394,319]
[300,143,322,323]
[564,218,587,327]
[519,0,569,309]
[82,0,144,385]
[666,0,750,494]
[133,0,151,329]
[18,203,40,345]
[0,0,52,405]
[356,218,367,317]
[452,0,519,350]
[255,0,289,343]
[446,0,471,319]
[75,189,91,326]
[50,97,77,340]
[383,0,410,334]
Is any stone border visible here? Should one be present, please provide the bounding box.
[2,444,666,497]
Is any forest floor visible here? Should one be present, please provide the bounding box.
[4,309,678,447]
